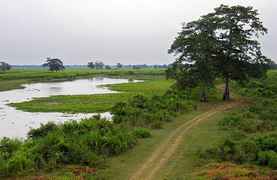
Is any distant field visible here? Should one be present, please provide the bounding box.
[0,67,166,91]
[11,79,174,113]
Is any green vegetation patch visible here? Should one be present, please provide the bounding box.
[11,79,174,113]
[0,80,29,91]
[199,70,277,171]
[0,119,149,177]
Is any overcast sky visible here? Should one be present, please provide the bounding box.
[0,0,276,65]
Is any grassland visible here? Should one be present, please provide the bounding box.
[12,101,240,179]
[10,79,174,113]
[1,67,171,113]
[2,68,276,179]
[95,70,277,179]
[0,67,166,91]
[10,104,209,179]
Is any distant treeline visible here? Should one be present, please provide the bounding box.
[12,64,169,69]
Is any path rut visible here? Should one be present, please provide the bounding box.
[129,101,241,180]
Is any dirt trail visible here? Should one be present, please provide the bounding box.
[129,101,241,180]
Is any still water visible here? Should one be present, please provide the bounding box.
[0,77,132,138]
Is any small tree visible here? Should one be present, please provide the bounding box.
[105,65,112,69]
[43,57,65,71]
[88,62,95,69]
[0,62,11,71]
[269,60,277,69]
[95,61,104,69]
[116,63,123,68]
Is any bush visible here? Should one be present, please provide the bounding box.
[269,153,277,169]
[219,115,241,129]
[258,151,275,166]
[133,128,151,138]
[28,122,58,139]
[202,73,277,170]
[0,138,22,160]
[234,140,258,163]
[111,89,195,128]
[6,152,34,175]
[0,118,139,176]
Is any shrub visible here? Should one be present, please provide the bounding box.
[0,118,139,176]
[233,140,258,163]
[133,128,151,138]
[28,122,58,139]
[219,115,241,129]
[258,151,276,166]
[6,152,34,175]
[111,89,195,128]
[0,138,22,160]
[269,153,277,169]
[129,95,148,109]
[254,134,277,152]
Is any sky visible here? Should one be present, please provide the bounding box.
[0,0,276,65]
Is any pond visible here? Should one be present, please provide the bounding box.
[0,77,133,138]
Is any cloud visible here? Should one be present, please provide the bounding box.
[0,0,275,65]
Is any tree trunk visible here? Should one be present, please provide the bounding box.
[200,87,208,102]
[223,77,230,101]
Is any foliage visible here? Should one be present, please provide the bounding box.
[111,89,195,128]
[87,62,95,69]
[87,61,105,69]
[201,72,277,169]
[168,4,270,101]
[132,128,151,138]
[11,79,173,113]
[168,16,217,102]
[0,118,146,176]
[43,57,65,71]
[116,63,123,68]
[210,5,270,100]
[0,62,11,71]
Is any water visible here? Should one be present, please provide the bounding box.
[0,77,133,138]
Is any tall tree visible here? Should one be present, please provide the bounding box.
[43,57,65,71]
[169,17,217,102]
[209,5,270,100]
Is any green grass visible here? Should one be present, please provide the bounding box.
[26,102,234,180]
[93,111,204,180]
[157,111,230,179]
[11,79,174,113]
[14,106,205,180]
[0,80,29,91]
[0,68,165,81]
[0,67,166,91]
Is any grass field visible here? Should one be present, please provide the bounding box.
[0,67,166,91]
[10,79,174,113]
[13,101,238,180]
[12,105,207,179]
[2,68,276,179]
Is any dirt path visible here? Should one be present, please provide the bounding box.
[129,101,241,180]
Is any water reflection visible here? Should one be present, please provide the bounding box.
[0,78,133,138]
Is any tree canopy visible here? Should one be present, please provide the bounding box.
[168,16,218,101]
[43,58,65,71]
[169,4,270,101]
[116,63,123,68]
[88,62,95,69]
[88,61,104,69]
[0,62,11,71]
